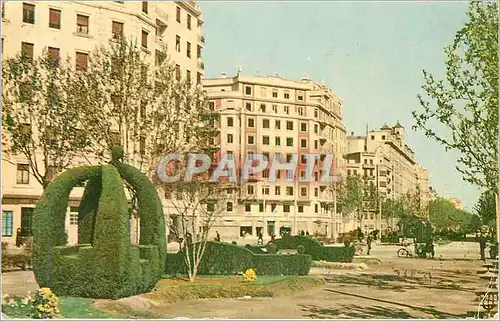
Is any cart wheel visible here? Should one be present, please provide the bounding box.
[397,248,409,258]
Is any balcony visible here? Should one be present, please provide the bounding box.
[362,163,375,169]
[198,35,205,44]
[198,60,204,70]
[156,8,168,26]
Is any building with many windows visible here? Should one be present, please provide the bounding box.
[202,72,348,239]
[1,1,204,246]
[345,122,430,234]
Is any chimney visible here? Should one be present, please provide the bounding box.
[220,72,226,78]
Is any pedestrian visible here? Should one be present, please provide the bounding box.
[257,232,264,245]
[215,231,221,242]
[15,227,23,247]
[478,232,487,260]
[366,233,373,255]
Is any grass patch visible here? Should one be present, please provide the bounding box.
[146,275,324,303]
[1,296,152,319]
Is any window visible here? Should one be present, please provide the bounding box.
[76,14,89,34]
[142,1,148,14]
[2,211,13,237]
[247,135,255,144]
[314,124,318,133]
[314,140,318,149]
[197,45,202,58]
[260,104,266,112]
[197,72,202,85]
[227,117,234,127]
[75,52,88,71]
[272,89,278,98]
[175,64,181,80]
[247,185,254,194]
[298,107,304,116]
[284,106,289,114]
[272,104,278,113]
[263,119,270,128]
[49,8,61,29]
[275,120,281,129]
[245,102,252,111]
[314,109,318,118]
[371,135,375,140]
[245,204,251,212]
[112,21,123,39]
[298,92,304,101]
[48,47,60,65]
[301,187,307,196]
[22,3,35,24]
[259,203,264,212]
[286,186,294,195]
[286,121,293,130]
[283,204,290,213]
[227,134,233,143]
[17,164,30,184]
[175,35,181,52]
[286,137,293,147]
[301,122,307,132]
[226,202,233,212]
[262,169,269,178]
[382,135,386,140]
[298,205,304,213]
[301,139,307,148]
[315,204,318,213]
[314,188,319,197]
[176,6,181,22]
[20,207,33,236]
[21,42,34,59]
[275,137,281,146]
[247,118,255,127]
[206,203,214,212]
[186,70,191,84]
[262,186,270,195]
[262,136,270,145]
[69,206,79,225]
[186,41,191,58]
[187,14,192,29]
[286,154,292,162]
[141,30,148,48]
[275,186,281,195]
[284,92,290,99]
[245,86,252,95]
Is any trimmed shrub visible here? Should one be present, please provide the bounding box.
[114,162,166,274]
[165,241,313,276]
[297,245,305,254]
[231,241,237,245]
[276,235,355,262]
[78,174,102,245]
[33,165,101,287]
[252,254,312,276]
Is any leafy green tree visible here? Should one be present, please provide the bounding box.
[428,197,473,232]
[338,174,364,223]
[412,0,498,190]
[474,189,497,231]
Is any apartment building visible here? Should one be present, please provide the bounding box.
[201,72,347,240]
[345,122,428,234]
[1,1,204,246]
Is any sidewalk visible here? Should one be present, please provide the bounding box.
[1,271,38,296]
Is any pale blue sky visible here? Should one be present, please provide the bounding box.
[199,1,482,211]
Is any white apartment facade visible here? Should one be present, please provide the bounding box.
[1,1,204,246]
[202,72,348,240]
[345,122,430,234]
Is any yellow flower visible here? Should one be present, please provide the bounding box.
[242,268,257,282]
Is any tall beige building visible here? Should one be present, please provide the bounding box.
[202,72,347,239]
[1,1,204,246]
[345,122,429,234]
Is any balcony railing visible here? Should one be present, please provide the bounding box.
[199,35,205,44]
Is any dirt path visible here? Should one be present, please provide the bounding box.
[114,257,486,319]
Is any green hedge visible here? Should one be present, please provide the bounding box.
[166,241,312,276]
[276,236,355,262]
[33,159,164,299]
[114,162,166,274]
[33,165,101,287]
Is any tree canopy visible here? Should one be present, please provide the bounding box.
[428,197,473,232]
[412,0,498,190]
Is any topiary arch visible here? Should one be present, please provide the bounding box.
[32,147,166,299]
